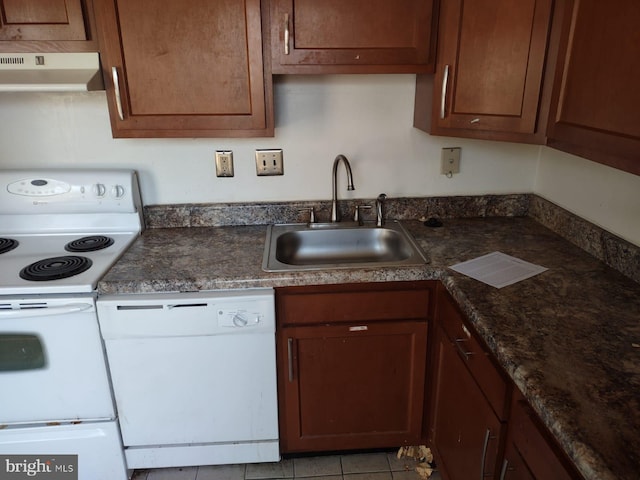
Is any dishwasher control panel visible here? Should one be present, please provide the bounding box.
[217,305,264,328]
[97,289,275,339]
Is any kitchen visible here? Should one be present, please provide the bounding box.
[0,1,639,480]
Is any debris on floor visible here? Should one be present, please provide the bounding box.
[397,445,435,479]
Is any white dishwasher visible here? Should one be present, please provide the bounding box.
[97,288,279,469]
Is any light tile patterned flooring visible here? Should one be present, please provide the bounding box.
[131,452,442,480]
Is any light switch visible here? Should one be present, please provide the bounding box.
[255,149,284,176]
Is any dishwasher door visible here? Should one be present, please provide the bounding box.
[97,289,279,468]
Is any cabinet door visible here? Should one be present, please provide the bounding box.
[430,323,503,480]
[270,0,438,74]
[500,390,581,480]
[0,0,88,41]
[415,0,553,141]
[278,320,427,453]
[94,0,273,138]
[547,0,640,176]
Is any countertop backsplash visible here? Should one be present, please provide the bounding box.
[143,194,639,284]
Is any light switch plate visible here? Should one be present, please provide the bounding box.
[256,149,284,176]
[441,147,461,176]
[215,150,234,177]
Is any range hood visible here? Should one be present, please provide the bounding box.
[0,52,104,92]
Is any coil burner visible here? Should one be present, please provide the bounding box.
[65,235,115,253]
[0,238,19,255]
[20,256,93,282]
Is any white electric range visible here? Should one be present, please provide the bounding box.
[0,169,143,480]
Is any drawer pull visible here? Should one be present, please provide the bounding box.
[455,338,475,360]
[349,325,368,332]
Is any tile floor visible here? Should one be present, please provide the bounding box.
[131,452,441,480]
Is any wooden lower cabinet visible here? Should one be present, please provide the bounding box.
[500,390,582,480]
[275,281,584,477]
[276,281,432,453]
[430,286,584,480]
[429,304,505,479]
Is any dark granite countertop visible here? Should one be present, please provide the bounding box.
[98,217,640,480]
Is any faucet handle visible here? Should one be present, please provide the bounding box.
[353,205,372,225]
[376,193,387,227]
[298,207,316,223]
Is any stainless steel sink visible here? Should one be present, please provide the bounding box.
[262,221,426,272]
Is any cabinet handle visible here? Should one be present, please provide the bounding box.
[287,337,294,382]
[480,428,496,479]
[284,13,290,55]
[111,66,124,121]
[499,458,514,480]
[454,338,475,360]
[440,64,450,119]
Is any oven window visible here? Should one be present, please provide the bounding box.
[0,334,46,371]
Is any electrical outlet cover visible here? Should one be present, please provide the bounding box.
[215,151,234,177]
[441,147,461,176]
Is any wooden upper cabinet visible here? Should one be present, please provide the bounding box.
[94,0,273,138]
[0,0,97,52]
[547,0,640,176]
[270,0,439,74]
[414,0,555,142]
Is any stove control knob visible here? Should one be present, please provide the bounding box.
[111,185,126,198]
[93,183,106,197]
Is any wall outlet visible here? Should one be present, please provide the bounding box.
[215,150,234,177]
[256,149,284,176]
[441,147,461,176]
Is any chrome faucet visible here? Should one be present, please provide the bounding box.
[330,154,355,222]
[376,193,387,227]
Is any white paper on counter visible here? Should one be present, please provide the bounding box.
[449,251,548,288]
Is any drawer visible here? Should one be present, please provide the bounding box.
[436,289,509,420]
[276,281,433,327]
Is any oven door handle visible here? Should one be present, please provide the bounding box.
[0,303,93,319]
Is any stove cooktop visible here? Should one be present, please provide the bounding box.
[0,232,138,295]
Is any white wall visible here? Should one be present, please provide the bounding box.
[535,147,640,246]
[0,74,637,246]
[0,75,538,205]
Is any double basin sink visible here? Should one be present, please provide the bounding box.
[262,220,426,272]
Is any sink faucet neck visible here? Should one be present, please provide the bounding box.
[331,154,355,222]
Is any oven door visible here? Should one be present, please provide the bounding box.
[0,297,115,425]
